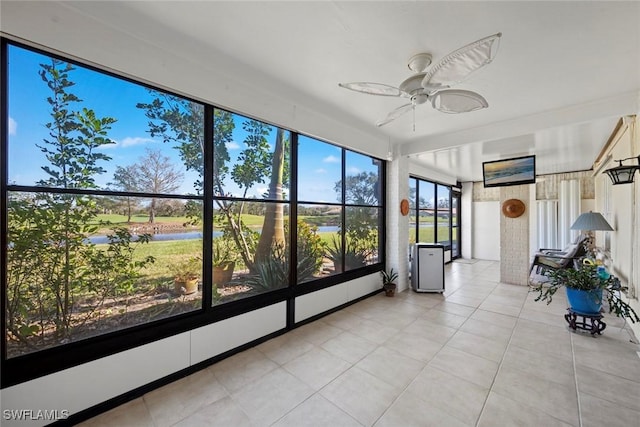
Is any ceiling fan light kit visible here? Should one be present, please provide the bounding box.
[339,32,502,127]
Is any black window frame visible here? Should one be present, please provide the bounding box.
[0,38,385,388]
[409,176,460,261]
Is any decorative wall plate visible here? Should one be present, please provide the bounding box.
[502,199,525,218]
[400,199,410,216]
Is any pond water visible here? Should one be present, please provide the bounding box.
[88,225,341,244]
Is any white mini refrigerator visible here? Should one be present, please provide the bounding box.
[411,243,445,293]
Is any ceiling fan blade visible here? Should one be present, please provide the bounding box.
[376,103,413,127]
[431,89,488,114]
[338,82,402,97]
[422,32,502,87]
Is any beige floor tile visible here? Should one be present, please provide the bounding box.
[492,364,579,425]
[382,330,444,363]
[403,318,457,344]
[355,346,425,389]
[478,391,574,427]
[283,347,351,390]
[477,300,523,317]
[447,330,508,362]
[321,331,378,364]
[444,294,485,308]
[320,367,400,426]
[272,394,362,427]
[500,344,575,388]
[428,346,499,388]
[293,320,344,346]
[420,308,468,329]
[209,347,278,393]
[173,396,252,427]
[404,366,489,425]
[348,318,399,345]
[579,391,640,427]
[469,308,518,328]
[573,338,640,381]
[432,301,477,317]
[374,391,471,427]
[459,317,513,345]
[575,365,640,411]
[256,332,316,365]
[77,260,640,427]
[518,306,570,328]
[509,318,573,361]
[231,368,314,426]
[77,398,154,427]
[323,310,363,330]
[143,369,228,427]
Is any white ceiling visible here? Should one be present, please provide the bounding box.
[2,1,639,182]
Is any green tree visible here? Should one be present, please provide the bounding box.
[110,164,140,222]
[6,59,152,353]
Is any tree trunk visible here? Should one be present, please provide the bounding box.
[255,129,286,263]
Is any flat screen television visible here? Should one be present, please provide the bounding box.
[482,155,536,188]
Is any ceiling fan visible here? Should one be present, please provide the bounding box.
[339,33,502,127]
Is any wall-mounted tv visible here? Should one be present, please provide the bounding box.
[482,155,536,188]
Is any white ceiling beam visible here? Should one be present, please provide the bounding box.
[400,90,640,156]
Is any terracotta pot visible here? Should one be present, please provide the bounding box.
[213,261,235,286]
[174,278,199,295]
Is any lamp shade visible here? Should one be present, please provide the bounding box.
[570,212,613,231]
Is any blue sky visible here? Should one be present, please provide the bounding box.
[7,44,378,202]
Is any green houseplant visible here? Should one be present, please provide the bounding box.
[531,263,638,322]
[213,238,236,287]
[172,256,201,295]
[381,268,399,297]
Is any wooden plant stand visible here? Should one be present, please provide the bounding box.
[564,309,606,335]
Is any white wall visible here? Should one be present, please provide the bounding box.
[472,201,501,260]
[593,116,639,340]
[461,182,474,259]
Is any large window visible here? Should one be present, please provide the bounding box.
[1,41,384,381]
[409,177,459,259]
[297,137,383,282]
[5,46,204,358]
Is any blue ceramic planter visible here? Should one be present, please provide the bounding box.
[566,287,602,315]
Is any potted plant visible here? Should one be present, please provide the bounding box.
[531,263,639,325]
[172,256,201,295]
[213,238,236,287]
[381,268,398,297]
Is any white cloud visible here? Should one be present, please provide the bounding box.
[8,117,17,135]
[255,186,268,197]
[121,136,155,147]
[314,168,327,174]
[323,155,340,163]
[347,167,361,174]
[226,141,241,150]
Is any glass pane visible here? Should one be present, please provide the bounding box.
[212,201,289,304]
[5,192,202,358]
[213,109,291,201]
[409,178,417,209]
[297,204,341,283]
[7,45,203,195]
[436,185,451,246]
[345,150,382,206]
[297,135,342,203]
[418,181,435,209]
[451,227,459,257]
[344,206,381,271]
[418,209,435,243]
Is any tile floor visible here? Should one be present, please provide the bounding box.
[80,260,640,426]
